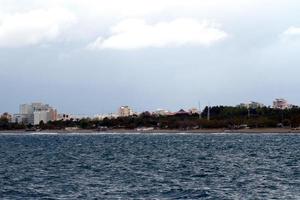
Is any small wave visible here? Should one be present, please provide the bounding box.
[30,132,58,135]
[0,133,299,199]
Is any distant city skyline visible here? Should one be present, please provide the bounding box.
[3,98,296,117]
[1,1,300,114]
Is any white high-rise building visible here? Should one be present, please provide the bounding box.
[13,103,57,125]
[34,108,57,125]
[238,101,265,109]
[118,106,134,117]
[20,104,34,115]
[273,98,292,110]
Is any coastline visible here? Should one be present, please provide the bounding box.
[1,128,300,134]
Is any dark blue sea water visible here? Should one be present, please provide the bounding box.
[0,133,299,199]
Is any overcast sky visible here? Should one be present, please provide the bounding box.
[1,0,300,114]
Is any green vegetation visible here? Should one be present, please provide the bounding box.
[0,116,26,130]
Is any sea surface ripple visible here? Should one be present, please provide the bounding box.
[0,133,299,199]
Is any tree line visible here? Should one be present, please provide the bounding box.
[1,106,300,130]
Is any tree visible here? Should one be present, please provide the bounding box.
[39,120,45,129]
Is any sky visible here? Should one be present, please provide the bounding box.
[1,0,300,114]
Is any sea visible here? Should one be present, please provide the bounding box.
[0,132,299,199]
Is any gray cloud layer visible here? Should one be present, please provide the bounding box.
[1,0,300,114]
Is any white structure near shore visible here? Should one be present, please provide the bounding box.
[12,102,57,125]
[118,106,134,117]
[94,113,118,120]
[152,109,172,116]
[273,98,292,110]
[238,101,265,109]
[34,108,57,125]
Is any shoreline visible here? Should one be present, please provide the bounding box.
[1,128,300,134]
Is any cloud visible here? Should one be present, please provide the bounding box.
[283,26,300,37]
[279,26,300,44]
[0,8,76,47]
[0,0,290,49]
[88,18,228,50]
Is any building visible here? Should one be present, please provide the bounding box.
[238,101,265,109]
[34,108,57,125]
[57,113,90,121]
[248,101,265,109]
[74,114,93,120]
[118,106,134,117]
[13,102,57,125]
[12,114,28,124]
[152,109,172,116]
[94,113,118,120]
[273,98,292,110]
[20,104,34,115]
[57,113,71,121]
